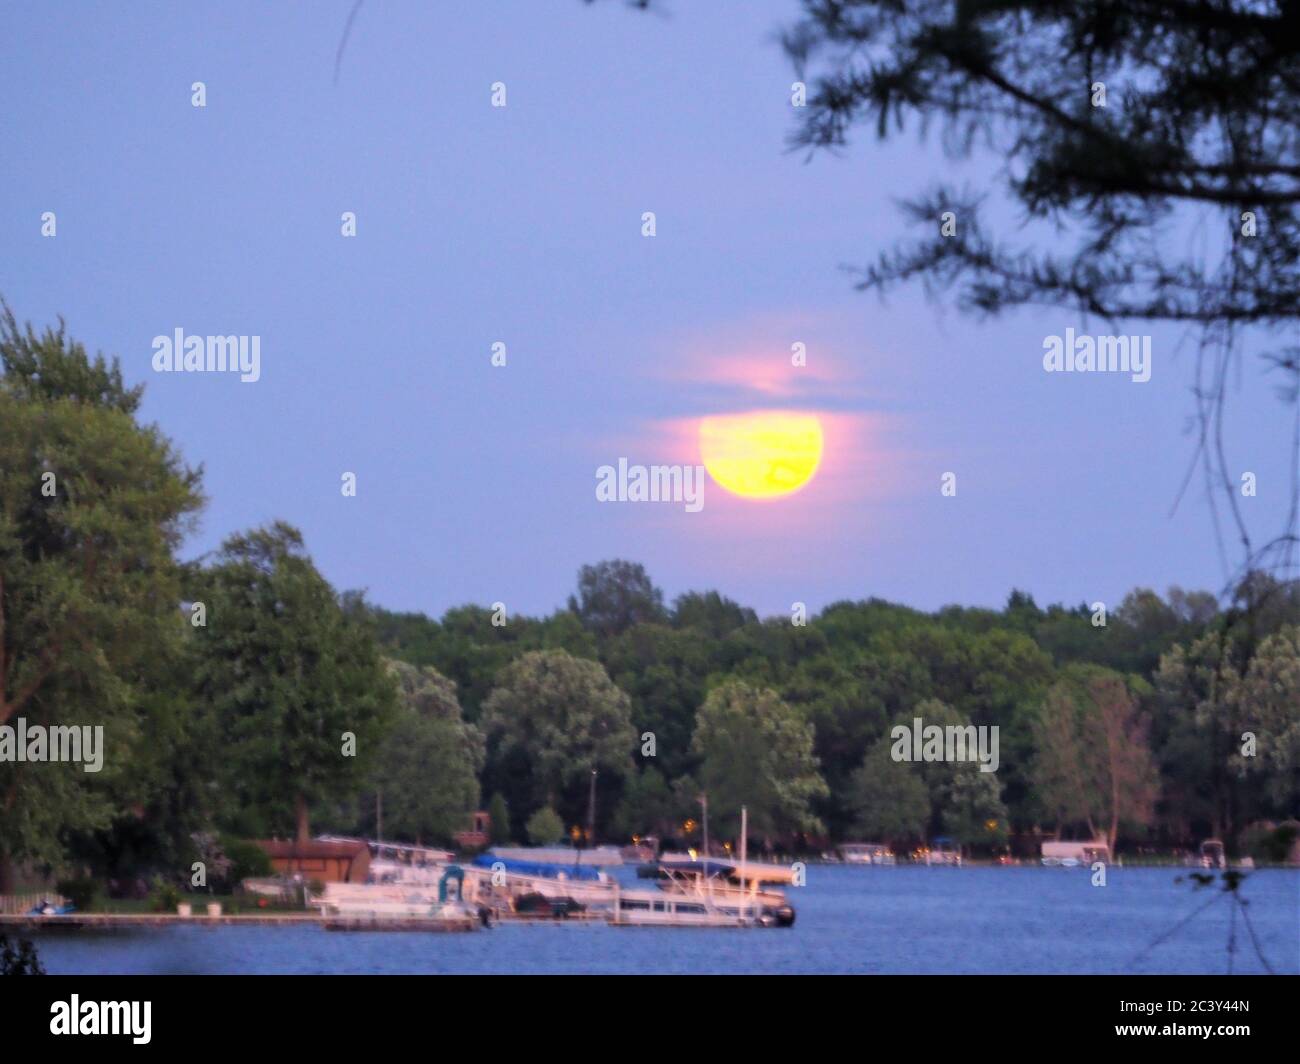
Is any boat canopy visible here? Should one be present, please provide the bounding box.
[659,860,736,877]
[657,857,797,885]
[470,854,605,882]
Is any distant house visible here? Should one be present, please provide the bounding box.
[254,838,371,883]
[453,810,491,850]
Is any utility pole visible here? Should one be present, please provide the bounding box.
[740,805,748,866]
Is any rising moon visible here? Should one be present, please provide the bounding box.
[698,411,824,499]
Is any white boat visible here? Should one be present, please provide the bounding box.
[640,859,796,927]
[461,854,618,913]
[613,806,798,928]
[317,871,484,929]
[1199,839,1226,869]
[1041,840,1110,867]
[838,842,897,866]
[921,839,963,866]
[609,890,760,927]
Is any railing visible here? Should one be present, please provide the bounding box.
[0,892,70,914]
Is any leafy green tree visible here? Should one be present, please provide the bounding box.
[366,602,598,720]
[848,737,930,845]
[0,308,202,890]
[525,806,565,846]
[480,649,636,830]
[671,591,757,638]
[884,698,1009,847]
[601,622,712,779]
[1033,667,1159,851]
[191,523,396,843]
[568,560,666,636]
[612,765,683,840]
[366,661,483,845]
[937,764,1009,853]
[487,792,512,845]
[1230,626,1300,810]
[1154,632,1247,840]
[690,680,828,839]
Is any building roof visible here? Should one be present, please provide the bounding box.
[255,839,369,860]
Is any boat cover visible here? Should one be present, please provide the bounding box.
[470,854,604,882]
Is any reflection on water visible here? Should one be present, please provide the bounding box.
[30,867,1300,975]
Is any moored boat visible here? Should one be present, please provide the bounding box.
[629,858,796,927]
[838,842,897,865]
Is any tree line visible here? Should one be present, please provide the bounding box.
[2,310,1297,894]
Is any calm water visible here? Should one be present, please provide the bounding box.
[29,867,1300,975]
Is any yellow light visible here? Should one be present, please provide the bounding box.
[699,411,824,499]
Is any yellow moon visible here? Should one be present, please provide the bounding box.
[698,412,824,499]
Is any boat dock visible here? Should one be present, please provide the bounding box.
[323,915,478,932]
[0,913,322,930]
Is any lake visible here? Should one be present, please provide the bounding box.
[27,866,1300,975]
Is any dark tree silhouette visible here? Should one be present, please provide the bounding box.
[781,0,1300,577]
[0,934,44,975]
[569,560,667,636]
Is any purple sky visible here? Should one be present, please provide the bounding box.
[2,0,1293,618]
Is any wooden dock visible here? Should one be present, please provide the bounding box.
[1,910,606,931]
[322,916,479,932]
[0,913,320,930]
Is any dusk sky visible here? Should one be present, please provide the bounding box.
[3,0,1293,619]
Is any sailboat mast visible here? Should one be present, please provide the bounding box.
[741,805,751,915]
[701,793,709,860]
[740,805,747,865]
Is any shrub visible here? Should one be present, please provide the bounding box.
[222,837,273,885]
[1241,822,1299,864]
[150,877,182,913]
[488,793,512,845]
[525,807,565,846]
[55,877,100,912]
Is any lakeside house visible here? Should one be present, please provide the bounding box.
[255,839,371,883]
[453,811,491,850]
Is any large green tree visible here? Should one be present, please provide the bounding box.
[364,661,483,845]
[870,698,1009,851]
[1233,626,1300,808]
[690,679,829,840]
[848,737,931,845]
[1033,667,1159,851]
[0,308,203,890]
[480,649,636,832]
[191,523,396,844]
[568,560,667,637]
[1154,631,1247,840]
